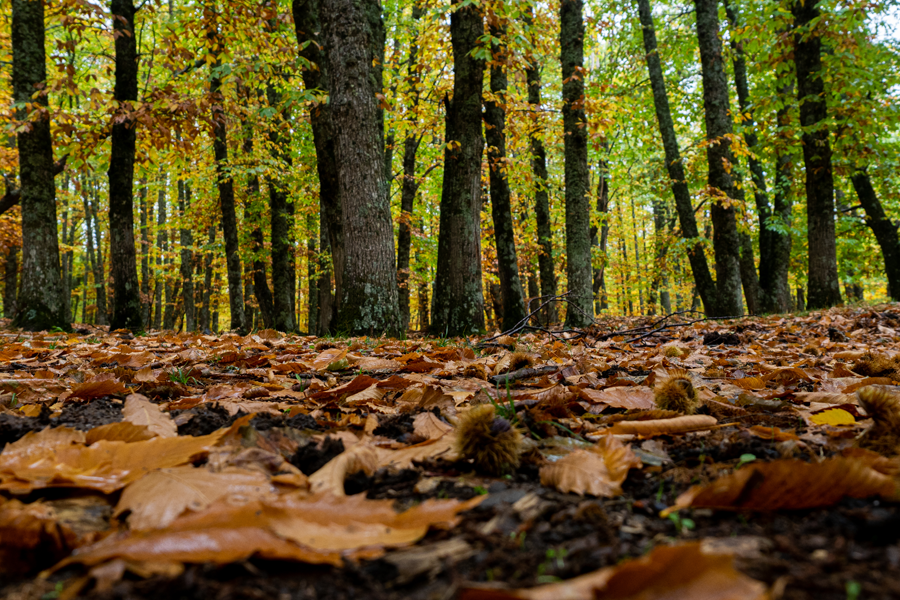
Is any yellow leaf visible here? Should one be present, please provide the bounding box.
[810,408,856,426]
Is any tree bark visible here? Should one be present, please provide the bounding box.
[200,224,215,332]
[241,120,275,330]
[320,0,400,336]
[266,84,297,332]
[591,151,611,313]
[485,18,527,331]
[560,0,593,327]
[153,181,166,330]
[178,180,195,331]
[206,3,245,333]
[525,11,556,326]
[431,0,486,336]
[396,4,423,333]
[139,182,151,324]
[850,169,900,300]
[294,0,343,333]
[86,184,109,325]
[694,0,744,317]
[4,247,18,319]
[793,0,842,308]
[306,211,319,333]
[636,0,719,316]
[11,0,68,330]
[108,0,143,331]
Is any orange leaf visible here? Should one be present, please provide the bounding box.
[578,386,655,410]
[609,415,718,436]
[122,394,177,438]
[539,435,641,496]
[663,457,898,515]
[69,377,128,400]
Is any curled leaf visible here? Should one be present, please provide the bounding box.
[609,415,718,436]
[539,436,641,497]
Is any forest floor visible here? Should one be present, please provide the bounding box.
[2,304,900,599]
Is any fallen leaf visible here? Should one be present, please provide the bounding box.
[609,415,718,436]
[413,412,454,440]
[122,394,177,438]
[539,436,641,496]
[459,542,765,600]
[578,386,655,410]
[809,408,856,426]
[115,466,278,530]
[85,422,156,444]
[663,457,899,515]
[69,378,128,401]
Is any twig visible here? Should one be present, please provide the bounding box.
[622,314,744,344]
[480,293,574,343]
[489,364,560,386]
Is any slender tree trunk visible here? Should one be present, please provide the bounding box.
[108,0,143,330]
[850,169,900,300]
[431,0,486,336]
[559,0,593,326]
[636,0,719,315]
[592,151,611,313]
[60,178,71,323]
[206,4,245,333]
[241,121,275,329]
[139,181,151,325]
[694,0,744,316]
[11,0,68,330]
[320,0,400,336]
[793,0,842,308]
[294,0,343,332]
[396,4,423,333]
[153,180,167,330]
[525,13,556,325]
[178,180,195,331]
[306,211,319,333]
[86,186,109,325]
[485,18,527,331]
[266,84,296,332]
[4,247,18,319]
[200,225,215,331]
[316,210,333,335]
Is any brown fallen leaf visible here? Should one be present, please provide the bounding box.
[308,443,381,496]
[663,457,899,515]
[122,394,177,438]
[0,426,228,494]
[68,377,128,401]
[745,425,800,442]
[413,412,454,440]
[578,386,655,410]
[114,466,278,530]
[85,422,156,444]
[609,414,718,436]
[540,435,641,497]
[57,493,483,570]
[459,542,765,600]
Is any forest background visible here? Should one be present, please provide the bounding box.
[1,0,899,337]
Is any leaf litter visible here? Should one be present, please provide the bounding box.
[1,306,900,598]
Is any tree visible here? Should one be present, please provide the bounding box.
[560,0,593,327]
[431,0,486,336]
[397,3,424,332]
[793,0,842,309]
[11,0,68,331]
[485,15,527,331]
[635,0,719,315]
[321,0,401,336]
[850,169,900,300]
[694,0,744,316]
[177,180,195,331]
[525,8,556,325]
[108,0,143,331]
[294,0,344,334]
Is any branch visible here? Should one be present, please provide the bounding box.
[0,154,69,216]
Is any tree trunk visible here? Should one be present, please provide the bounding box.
[266,84,297,332]
[396,4,423,333]
[200,225,215,332]
[139,182,151,325]
[525,12,556,326]
[431,0,486,336]
[294,0,343,333]
[108,0,143,331]
[694,0,744,317]
[306,211,319,333]
[636,0,719,316]
[320,0,400,336]
[241,122,275,329]
[793,0,842,308]
[592,151,611,313]
[4,247,18,319]
[560,0,593,327]
[206,4,245,333]
[485,18,527,331]
[85,186,109,325]
[850,169,900,300]
[11,0,68,330]
[153,180,167,330]
[178,180,195,331]
[316,210,333,335]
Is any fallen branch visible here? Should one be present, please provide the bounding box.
[489,364,560,386]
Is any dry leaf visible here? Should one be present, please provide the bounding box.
[609,415,718,436]
[413,412,454,440]
[809,408,856,426]
[459,542,765,600]
[308,443,380,495]
[664,457,899,515]
[115,466,277,530]
[69,378,128,401]
[85,422,156,444]
[578,386,655,410]
[122,394,177,438]
[539,436,641,497]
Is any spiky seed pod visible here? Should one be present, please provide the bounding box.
[663,345,686,358]
[654,369,700,414]
[454,404,523,475]
[508,352,535,372]
[856,385,900,455]
[463,363,488,380]
[852,352,900,381]
[315,341,338,352]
